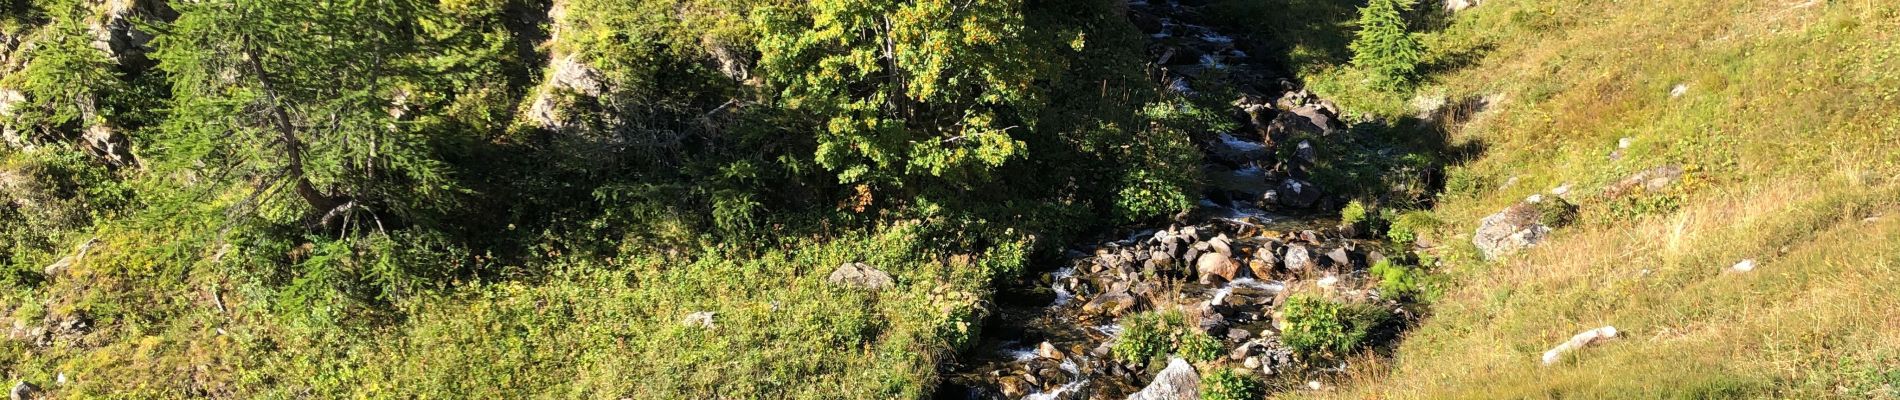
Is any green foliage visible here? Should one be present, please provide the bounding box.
[1370,258,1422,300]
[1177,328,1224,363]
[1112,310,1220,366]
[1349,0,1423,91]
[1199,368,1263,400]
[753,0,1048,187]
[1113,311,1174,366]
[1341,200,1372,227]
[1281,294,1397,357]
[152,0,464,225]
[1534,197,1581,228]
[1386,209,1438,246]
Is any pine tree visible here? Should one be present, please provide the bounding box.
[151,0,459,229]
[1349,0,1424,91]
[752,0,1049,190]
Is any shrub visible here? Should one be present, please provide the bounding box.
[1114,312,1174,366]
[1386,209,1439,246]
[1177,329,1224,363]
[1281,294,1398,356]
[1199,368,1263,400]
[1349,0,1424,91]
[1370,258,1422,300]
[1113,310,1222,365]
[1341,200,1372,227]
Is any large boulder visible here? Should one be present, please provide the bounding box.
[1282,244,1317,272]
[1126,358,1200,400]
[1082,290,1142,318]
[1196,252,1241,285]
[1275,179,1323,208]
[1473,203,1554,260]
[826,262,894,290]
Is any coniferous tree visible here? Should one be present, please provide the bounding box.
[752,0,1050,191]
[1349,0,1423,91]
[151,0,457,229]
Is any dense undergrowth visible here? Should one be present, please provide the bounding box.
[0,0,1218,396]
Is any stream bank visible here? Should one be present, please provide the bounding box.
[938,0,1423,398]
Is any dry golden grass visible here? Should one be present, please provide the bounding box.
[1290,0,1900,397]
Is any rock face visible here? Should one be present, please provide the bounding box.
[1126,358,1199,400]
[1473,203,1552,260]
[826,262,894,290]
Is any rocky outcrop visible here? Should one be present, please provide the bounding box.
[1473,196,1577,260]
[1473,202,1552,260]
[89,0,173,67]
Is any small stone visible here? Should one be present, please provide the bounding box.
[1729,259,1756,273]
[1316,275,1339,289]
[1669,84,1689,98]
[1307,380,1323,390]
[1325,247,1353,268]
[1244,356,1262,370]
[682,311,716,329]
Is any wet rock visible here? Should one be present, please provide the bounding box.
[1207,234,1234,258]
[1038,341,1067,360]
[997,375,1032,398]
[1275,179,1323,208]
[1602,165,1685,199]
[1227,328,1253,342]
[1127,358,1199,400]
[1473,203,1554,260]
[1196,252,1241,285]
[1282,244,1317,272]
[827,262,894,290]
[1082,291,1142,318]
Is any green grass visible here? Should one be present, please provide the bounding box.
[1279,0,1900,397]
[0,217,1024,398]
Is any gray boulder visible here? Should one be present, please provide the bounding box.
[1126,358,1200,400]
[1473,203,1553,260]
[827,262,894,290]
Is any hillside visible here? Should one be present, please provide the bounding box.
[1,0,1897,398]
[1303,0,1900,397]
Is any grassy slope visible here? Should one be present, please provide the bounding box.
[1,212,1019,398]
[1300,0,1900,397]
